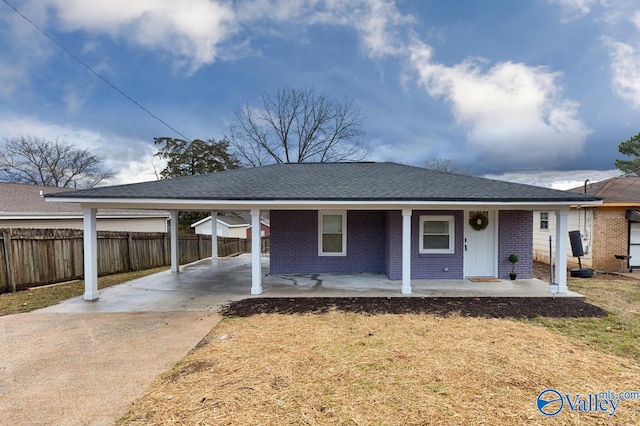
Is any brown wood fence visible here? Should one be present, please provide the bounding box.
[0,228,264,292]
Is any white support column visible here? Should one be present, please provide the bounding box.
[555,210,568,293]
[251,209,262,295]
[401,209,412,294]
[210,211,218,260]
[82,207,98,301]
[170,210,179,273]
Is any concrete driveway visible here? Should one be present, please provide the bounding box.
[0,311,218,426]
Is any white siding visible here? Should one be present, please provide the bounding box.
[0,217,168,233]
[194,220,230,237]
[193,218,249,239]
[532,209,594,268]
[227,226,248,239]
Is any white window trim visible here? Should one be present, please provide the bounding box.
[540,211,549,230]
[318,210,347,256]
[419,215,455,254]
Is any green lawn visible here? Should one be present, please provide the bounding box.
[531,274,640,361]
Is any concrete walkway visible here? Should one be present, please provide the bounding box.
[2,255,580,425]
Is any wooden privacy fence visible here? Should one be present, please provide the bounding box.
[0,228,262,293]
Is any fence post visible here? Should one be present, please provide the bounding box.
[197,234,202,259]
[127,233,135,271]
[163,233,168,266]
[1,231,14,292]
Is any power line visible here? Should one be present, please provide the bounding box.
[2,0,192,142]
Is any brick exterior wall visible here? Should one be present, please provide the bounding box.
[592,207,628,271]
[272,209,533,280]
[384,210,464,279]
[269,210,386,274]
[385,211,401,278]
[498,210,533,279]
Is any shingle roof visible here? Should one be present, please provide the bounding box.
[568,176,640,204]
[45,162,601,203]
[0,182,168,216]
[0,182,78,213]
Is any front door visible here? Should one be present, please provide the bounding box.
[464,210,497,277]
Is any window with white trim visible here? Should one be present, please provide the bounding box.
[420,215,455,254]
[319,211,347,256]
[540,212,549,230]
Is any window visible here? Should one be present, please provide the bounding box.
[540,212,549,230]
[319,211,347,256]
[420,215,455,254]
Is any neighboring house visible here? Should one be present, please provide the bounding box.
[0,182,169,232]
[191,214,270,239]
[533,176,640,272]
[46,162,601,299]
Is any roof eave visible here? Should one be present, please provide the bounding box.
[45,196,603,210]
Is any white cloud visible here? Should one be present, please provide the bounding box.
[604,38,640,109]
[321,0,413,58]
[0,115,160,184]
[409,42,590,168]
[235,0,414,59]
[21,0,412,76]
[484,169,621,189]
[633,10,640,29]
[0,2,53,99]
[548,1,640,110]
[42,0,236,74]
[547,0,597,18]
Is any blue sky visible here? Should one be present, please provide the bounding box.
[1,0,639,188]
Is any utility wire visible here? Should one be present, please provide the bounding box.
[2,0,192,142]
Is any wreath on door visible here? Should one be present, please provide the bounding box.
[469,211,489,231]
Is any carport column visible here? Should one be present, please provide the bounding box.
[555,209,568,293]
[402,209,412,294]
[82,207,99,300]
[170,210,179,273]
[210,211,218,260]
[251,208,262,295]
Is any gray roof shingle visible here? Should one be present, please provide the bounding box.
[45,162,601,203]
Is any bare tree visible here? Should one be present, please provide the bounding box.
[0,136,115,188]
[424,157,470,175]
[227,87,367,166]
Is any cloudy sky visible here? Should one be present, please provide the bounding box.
[1,0,638,188]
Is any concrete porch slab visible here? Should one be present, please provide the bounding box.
[40,254,582,314]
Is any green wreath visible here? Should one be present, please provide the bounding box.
[469,212,489,231]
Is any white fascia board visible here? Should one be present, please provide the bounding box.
[190,216,249,228]
[191,216,211,228]
[45,197,603,211]
[0,213,169,220]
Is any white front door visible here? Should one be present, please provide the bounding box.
[464,210,497,277]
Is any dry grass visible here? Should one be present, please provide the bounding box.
[122,312,640,425]
[0,267,168,316]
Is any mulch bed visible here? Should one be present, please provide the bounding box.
[220,297,607,319]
